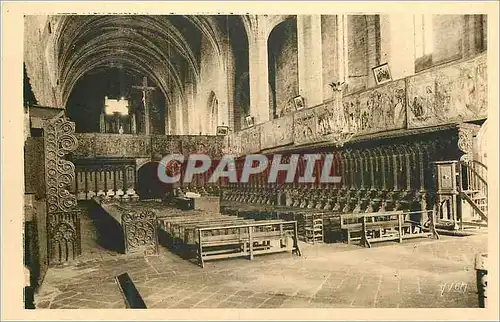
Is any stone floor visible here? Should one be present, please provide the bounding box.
[34,209,487,309]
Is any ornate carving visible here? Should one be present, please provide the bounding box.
[93,134,151,158]
[294,108,317,146]
[72,133,96,158]
[342,79,406,135]
[151,135,182,157]
[47,211,81,263]
[44,117,78,213]
[407,54,487,129]
[239,126,261,155]
[44,117,81,264]
[179,135,224,158]
[457,124,478,161]
[122,210,158,255]
[260,115,294,150]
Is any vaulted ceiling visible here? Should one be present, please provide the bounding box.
[51,15,252,106]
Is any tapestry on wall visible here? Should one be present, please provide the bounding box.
[406,54,487,129]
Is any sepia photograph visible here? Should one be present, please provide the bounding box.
[1,1,499,321]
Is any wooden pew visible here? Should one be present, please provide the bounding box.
[340,210,435,247]
[197,220,301,268]
[158,213,301,267]
[221,204,343,244]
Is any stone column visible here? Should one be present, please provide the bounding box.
[297,15,323,108]
[176,94,184,135]
[144,99,151,136]
[99,110,106,133]
[337,15,349,83]
[185,83,196,135]
[131,112,137,134]
[248,21,270,125]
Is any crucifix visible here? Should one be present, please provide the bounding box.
[132,76,156,135]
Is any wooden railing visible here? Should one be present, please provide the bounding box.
[459,160,488,222]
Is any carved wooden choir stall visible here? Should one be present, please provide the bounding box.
[27,52,487,269]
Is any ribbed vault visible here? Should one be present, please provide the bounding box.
[51,15,232,107]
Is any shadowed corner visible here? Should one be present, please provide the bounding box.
[115,272,147,309]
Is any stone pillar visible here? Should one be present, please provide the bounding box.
[144,100,151,136]
[99,110,106,133]
[168,102,176,135]
[165,102,172,135]
[185,83,195,134]
[379,14,415,80]
[297,15,323,108]
[131,112,137,134]
[248,22,270,125]
[337,15,349,83]
[176,94,184,135]
[366,15,381,88]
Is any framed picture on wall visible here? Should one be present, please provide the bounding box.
[216,125,229,136]
[293,95,305,110]
[372,63,392,85]
[245,116,254,128]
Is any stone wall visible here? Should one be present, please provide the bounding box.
[268,19,299,118]
[433,15,465,66]
[321,16,338,101]
[24,16,57,107]
[24,137,45,199]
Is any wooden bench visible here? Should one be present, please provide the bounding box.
[222,204,344,244]
[340,210,435,248]
[197,220,301,268]
[158,213,301,267]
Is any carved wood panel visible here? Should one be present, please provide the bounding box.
[43,117,81,264]
[179,135,224,158]
[150,135,182,157]
[122,210,159,255]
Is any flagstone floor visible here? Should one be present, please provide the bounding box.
[34,210,487,309]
